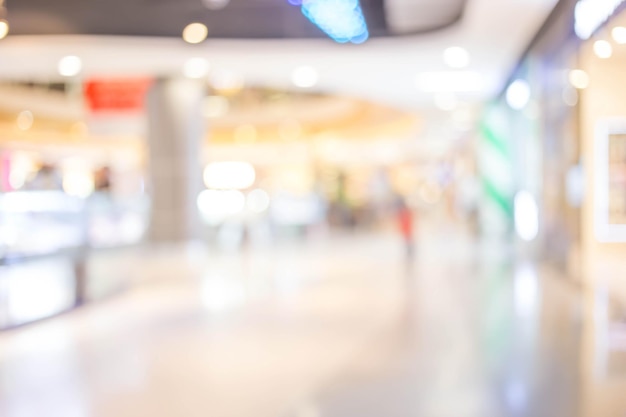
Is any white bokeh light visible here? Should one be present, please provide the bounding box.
[612,26,626,44]
[443,46,470,69]
[203,161,256,190]
[197,189,246,225]
[506,79,531,110]
[514,190,539,242]
[183,57,210,79]
[291,66,319,88]
[62,170,94,198]
[58,56,82,77]
[593,40,613,59]
[182,23,208,44]
[515,264,540,318]
[569,69,590,89]
[0,20,9,40]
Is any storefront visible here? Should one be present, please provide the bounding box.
[0,82,150,329]
[515,0,626,286]
[480,0,626,278]
[577,2,626,293]
[575,4,626,411]
[484,1,626,414]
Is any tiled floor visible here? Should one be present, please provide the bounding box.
[0,232,625,417]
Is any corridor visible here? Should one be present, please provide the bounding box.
[0,231,613,417]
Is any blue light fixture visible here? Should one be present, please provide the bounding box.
[296,0,369,44]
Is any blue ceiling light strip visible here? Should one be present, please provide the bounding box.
[297,0,369,44]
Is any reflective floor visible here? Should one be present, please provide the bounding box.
[1,230,625,417]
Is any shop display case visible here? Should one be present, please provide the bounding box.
[0,190,149,330]
[0,254,78,329]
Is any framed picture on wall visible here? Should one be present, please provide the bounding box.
[595,119,626,242]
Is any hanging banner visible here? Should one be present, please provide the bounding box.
[84,78,153,114]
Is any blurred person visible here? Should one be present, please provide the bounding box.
[336,171,355,229]
[87,166,122,248]
[395,195,415,259]
[456,174,480,234]
[25,163,62,190]
[94,166,112,192]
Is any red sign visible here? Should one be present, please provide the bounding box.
[84,78,153,114]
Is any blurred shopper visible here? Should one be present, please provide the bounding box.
[86,166,115,248]
[456,175,480,234]
[336,171,355,229]
[395,196,415,259]
[94,166,112,192]
[26,163,62,190]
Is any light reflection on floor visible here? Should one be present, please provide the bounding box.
[0,232,624,417]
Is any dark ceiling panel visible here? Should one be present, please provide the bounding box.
[6,0,464,38]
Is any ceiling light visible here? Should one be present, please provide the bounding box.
[568,69,590,89]
[506,79,531,110]
[415,71,484,93]
[593,40,613,59]
[183,57,210,79]
[443,47,470,69]
[612,26,626,44]
[292,66,318,88]
[202,0,230,10]
[575,0,625,39]
[434,93,458,111]
[300,0,369,44]
[183,23,208,44]
[203,161,256,190]
[0,20,9,40]
[58,56,82,77]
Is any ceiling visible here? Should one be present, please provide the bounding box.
[0,0,559,112]
[7,0,465,38]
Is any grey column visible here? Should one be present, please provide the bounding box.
[146,78,205,242]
